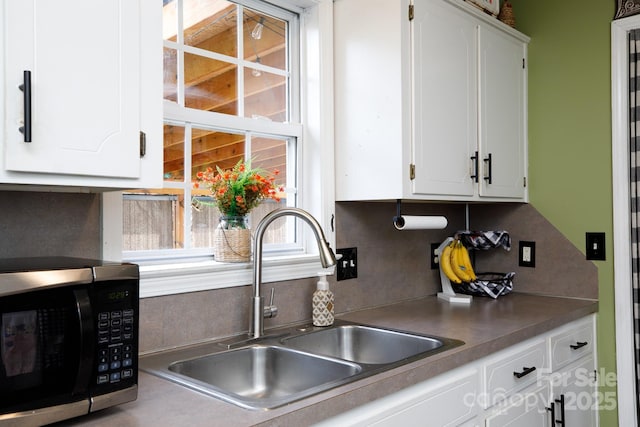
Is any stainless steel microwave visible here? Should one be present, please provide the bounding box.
[0,257,139,426]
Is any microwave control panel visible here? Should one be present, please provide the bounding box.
[96,308,136,385]
[91,279,139,394]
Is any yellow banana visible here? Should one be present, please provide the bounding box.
[440,242,461,284]
[450,241,474,283]
[458,242,477,281]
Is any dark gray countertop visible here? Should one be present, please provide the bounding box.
[60,293,597,427]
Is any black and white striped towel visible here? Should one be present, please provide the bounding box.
[458,230,511,251]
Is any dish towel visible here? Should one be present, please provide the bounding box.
[457,230,511,251]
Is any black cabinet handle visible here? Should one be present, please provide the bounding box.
[570,341,588,350]
[546,405,555,425]
[554,395,566,425]
[513,366,536,379]
[470,151,479,182]
[483,153,492,184]
[18,70,32,143]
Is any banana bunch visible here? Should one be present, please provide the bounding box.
[440,240,477,284]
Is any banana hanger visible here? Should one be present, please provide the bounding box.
[435,237,472,304]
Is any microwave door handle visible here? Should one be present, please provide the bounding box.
[73,289,95,394]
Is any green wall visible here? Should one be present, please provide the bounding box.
[510,0,617,425]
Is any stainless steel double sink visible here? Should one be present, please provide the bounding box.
[140,320,464,410]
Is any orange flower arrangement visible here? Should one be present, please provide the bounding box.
[194,159,283,218]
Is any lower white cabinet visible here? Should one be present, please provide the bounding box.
[482,339,547,409]
[312,367,480,427]
[484,382,551,427]
[313,315,597,427]
[547,316,598,427]
[549,355,597,427]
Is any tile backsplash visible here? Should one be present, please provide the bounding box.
[0,190,100,259]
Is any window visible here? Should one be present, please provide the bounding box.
[124,0,302,262]
[103,0,336,297]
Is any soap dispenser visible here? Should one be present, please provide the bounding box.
[312,272,334,327]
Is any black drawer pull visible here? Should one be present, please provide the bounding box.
[570,341,588,350]
[18,70,32,143]
[513,366,536,379]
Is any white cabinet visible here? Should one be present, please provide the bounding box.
[313,367,480,426]
[547,317,598,426]
[482,339,547,409]
[412,0,478,198]
[484,382,551,427]
[313,316,596,427]
[0,0,162,190]
[478,25,527,199]
[334,0,529,202]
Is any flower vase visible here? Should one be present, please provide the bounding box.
[213,215,251,262]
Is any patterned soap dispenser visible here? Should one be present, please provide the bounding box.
[312,272,334,327]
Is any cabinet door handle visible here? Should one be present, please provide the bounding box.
[554,395,566,425]
[570,341,588,350]
[18,70,32,143]
[483,153,492,184]
[470,151,479,182]
[546,405,556,425]
[513,366,536,378]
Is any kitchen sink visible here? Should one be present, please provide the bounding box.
[281,324,446,364]
[164,345,360,409]
[140,321,464,410]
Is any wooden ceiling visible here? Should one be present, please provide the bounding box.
[162,0,288,183]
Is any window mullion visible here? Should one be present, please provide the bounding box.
[237,4,245,118]
[176,0,185,106]
[183,125,193,249]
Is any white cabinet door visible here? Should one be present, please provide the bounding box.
[412,0,477,197]
[478,24,527,199]
[484,382,551,427]
[551,355,598,427]
[2,0,162,188]
[313,367,479,427]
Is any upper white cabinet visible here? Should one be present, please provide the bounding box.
[334,0,529,202]
[0,0,162,190]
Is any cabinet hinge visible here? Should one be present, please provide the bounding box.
[523,58,526,69]
[410,164,416,180]
[523,177,527,187]
[139,131,147,158]
[409,4,414,21]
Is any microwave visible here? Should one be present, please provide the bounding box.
[0,257,139,426]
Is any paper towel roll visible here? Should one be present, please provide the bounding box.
[393,215,448,230]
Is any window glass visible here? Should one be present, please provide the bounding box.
[163,124,185,181]
[184,53,238,114]
[123,0,298,259]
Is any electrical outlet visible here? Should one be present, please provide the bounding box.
[431,243,440,269]
[519,241,536,267]
[337,247,357,281]
[586,232,606,261]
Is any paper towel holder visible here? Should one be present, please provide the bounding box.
[392,199,406,227]
[392,200,447,230]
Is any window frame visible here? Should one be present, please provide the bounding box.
[102,0,335,298]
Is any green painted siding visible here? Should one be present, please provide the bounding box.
[511,0,617,425]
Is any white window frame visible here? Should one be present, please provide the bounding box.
[102,0,335,298]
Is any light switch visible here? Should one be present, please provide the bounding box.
[586,232,606,261]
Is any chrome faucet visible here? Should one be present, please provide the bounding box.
[250,207,337,339]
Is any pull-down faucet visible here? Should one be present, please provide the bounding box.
[250,208,337,339]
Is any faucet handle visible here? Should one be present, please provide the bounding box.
[263,288,278,318]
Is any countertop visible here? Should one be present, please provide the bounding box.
[59,293,597,427]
